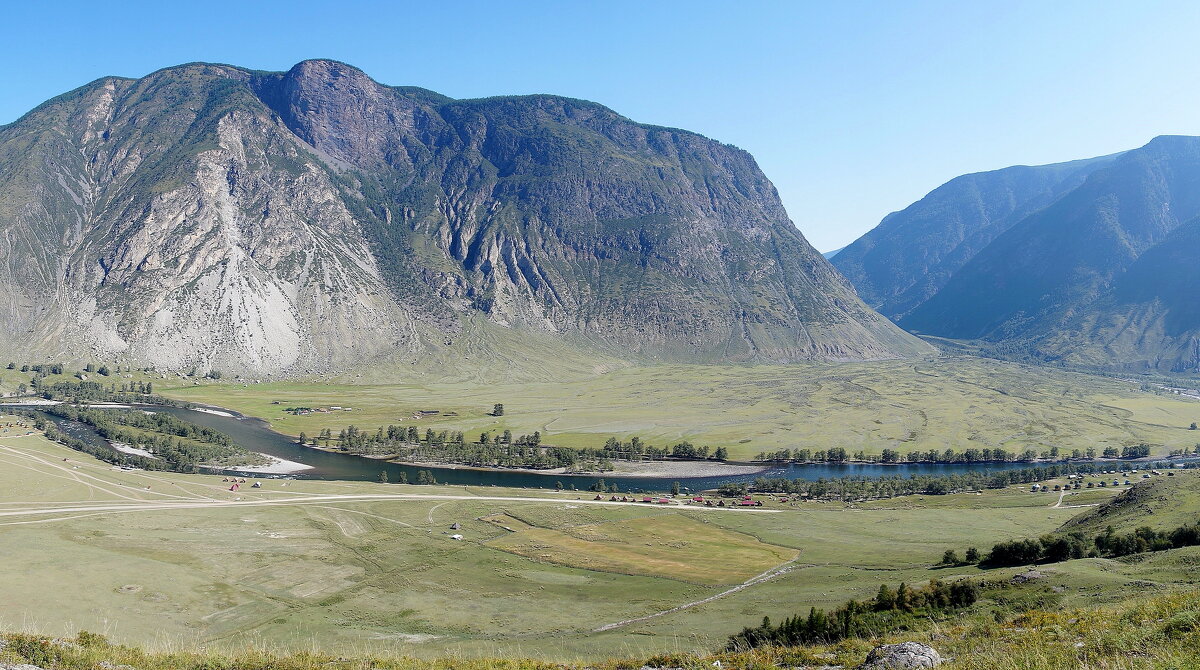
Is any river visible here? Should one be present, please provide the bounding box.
[11,402,1062,492]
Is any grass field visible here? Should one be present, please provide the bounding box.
[8,412,1196,661]
[145,357,1200,461]
[485,514,798,585]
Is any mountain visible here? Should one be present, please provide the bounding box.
[0,60,928,376]
[821,246,846,259]
[837,135,1200,375]
[831,154,1118,321]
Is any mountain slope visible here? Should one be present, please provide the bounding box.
[831,154,1118,320]
[0,60,928,375]
[1030,215,1200,373]
[897,136,1200,374]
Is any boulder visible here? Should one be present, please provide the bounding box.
[1011,569,1045,584]
[859,642,942,669]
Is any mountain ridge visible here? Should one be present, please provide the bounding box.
[0,59,929,376]
[835,135,1200,375]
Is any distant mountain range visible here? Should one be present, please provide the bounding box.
[0,60,927,376]
[834,137,1200,375]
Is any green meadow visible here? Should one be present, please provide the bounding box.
[155,357,1200,460]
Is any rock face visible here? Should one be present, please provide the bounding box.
[0,60,928,375]
[859,642,943,669]
[836,136,1200,375]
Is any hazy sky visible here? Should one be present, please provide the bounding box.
[4,0,1199,251]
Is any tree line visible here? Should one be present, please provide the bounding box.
[965,521,1200,568]
[34,406,264,470]
[737,462,1176,501]
[752,443,1156,464]
[726,578,979,651]
[33,380,176,406]
[299,424,729,471]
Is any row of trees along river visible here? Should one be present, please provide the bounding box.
[752,444,1154,464]
[301,425,730,472]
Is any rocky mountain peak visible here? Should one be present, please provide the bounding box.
[0,60,930,376]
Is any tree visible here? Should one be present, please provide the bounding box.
[874,584,896,611]
[671,481,681,496]
[396,471,408,484]
[965,547,980,563]
[1191,422,1198,431]
[941,549,960,565]
[493,403,504,416]
[714,446,728,460]
[4,362,13,370]
[298,432,308,446]
[416,470,436,485]
[97,365,110,376]
[925,479,951,495]
[378,470,389,483]
[555,481,564,491]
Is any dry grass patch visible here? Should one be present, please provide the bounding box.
[484,514,797,585]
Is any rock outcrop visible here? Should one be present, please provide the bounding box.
[858,642,943,669]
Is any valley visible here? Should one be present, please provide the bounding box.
[0,412,1155,658]
[0,20,1197,669]
[152,357,1200,462]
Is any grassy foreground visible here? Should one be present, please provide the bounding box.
[154,357,1200,460]
[3,589,1200,669]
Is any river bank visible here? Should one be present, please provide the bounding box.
[218,453,314,475]
[392,458,771,479]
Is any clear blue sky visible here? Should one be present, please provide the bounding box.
[4,0,1199,251]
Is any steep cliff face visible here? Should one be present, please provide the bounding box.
[0,60,928,375]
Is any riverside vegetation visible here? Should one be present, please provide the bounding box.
[23,406,268,471]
